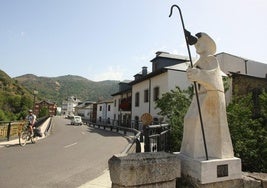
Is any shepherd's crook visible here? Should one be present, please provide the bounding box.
[169,4,209,160]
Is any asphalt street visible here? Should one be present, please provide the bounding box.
[0,116,130,188]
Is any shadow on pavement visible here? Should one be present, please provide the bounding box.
[86,126,133,143]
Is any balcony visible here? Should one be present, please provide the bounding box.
[119,98,131,111]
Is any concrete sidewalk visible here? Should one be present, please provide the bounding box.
[78,169,111,188]
[0,132,46,148]
[79,142,145,188]
[0,138,20,147]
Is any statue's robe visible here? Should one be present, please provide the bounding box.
[180,56,234,159]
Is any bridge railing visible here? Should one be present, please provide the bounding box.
[0,121,25,141]
[0,116,51,141]
[84,118,170,154]
[84,119,142,153]
[143,124,170,153]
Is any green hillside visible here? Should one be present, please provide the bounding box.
[0,69,120,120]
[0,70,33,121]
[14,74,120,105]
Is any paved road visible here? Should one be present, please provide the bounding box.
[0,116,130,188]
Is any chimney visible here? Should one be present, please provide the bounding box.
[142,66,148,76]
[155,51,169,56]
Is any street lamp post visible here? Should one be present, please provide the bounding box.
[33,90,38,113]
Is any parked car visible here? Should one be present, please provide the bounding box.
[70,116,83,126]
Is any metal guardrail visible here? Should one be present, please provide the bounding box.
[122,131,141,154]
[86,121,142,154]
[85,118,170,154]
[143,124,170,152]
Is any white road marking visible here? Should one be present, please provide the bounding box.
[64,142,78,148]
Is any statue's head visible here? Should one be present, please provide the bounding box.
[195,32,216,55]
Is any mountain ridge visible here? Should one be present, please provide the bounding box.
[0,69,121,120]
[14,73,120,105]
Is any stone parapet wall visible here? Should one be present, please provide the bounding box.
[179,172,267,188]
[108,151,266,187]
[243,172,267,188]
[108,152,180,188]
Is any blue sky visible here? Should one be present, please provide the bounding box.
[1,0,267,81]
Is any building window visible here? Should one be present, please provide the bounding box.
[108,105,111,111]
[114,99,116,107]
[135,92,140,107]
[118,99,121,110]
[99,106,102,111]
[134,116,139,130]
[144,89,149,103]
[153,87,160,101]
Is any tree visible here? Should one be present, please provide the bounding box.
[156,86,267,172]
[0,109,7,121]
[227,91,267,172]
[39,107,49,118]
[155,86,192,152]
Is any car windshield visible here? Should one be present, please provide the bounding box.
[74,117,81,120]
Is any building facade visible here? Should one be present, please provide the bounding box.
[216,52,267,78]
[216,52,267,102]
[74,100,96,119]
[127,51,267,126]
[99,51,267,128]
[96,99,114,124]
[61,96,80,117]
[130,52,191,124]
[111,81,132,127]
[34,100,57,117]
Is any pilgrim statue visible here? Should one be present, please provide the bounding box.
[180,32,234,159]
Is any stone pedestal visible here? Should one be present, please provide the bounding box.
[108,152,181,187]
[177,153,242,184]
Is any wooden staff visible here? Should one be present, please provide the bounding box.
[169,4,209,160]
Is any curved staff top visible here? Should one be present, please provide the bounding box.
[169,4,209,160]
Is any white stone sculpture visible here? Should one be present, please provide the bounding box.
[180,32,234,159]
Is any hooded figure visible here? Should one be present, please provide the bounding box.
[180,32,234,159]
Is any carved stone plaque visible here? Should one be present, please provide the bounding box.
[217,164,228,177]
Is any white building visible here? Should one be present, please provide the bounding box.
[111,81,132,127]
[61,96,80,116]
[74,100,96,119]
[216,52,267,102]
[130,52,191,124]
[108,51,267,128]
[96,99,114,124]
[216,52,267,78]
[129,51,267,124]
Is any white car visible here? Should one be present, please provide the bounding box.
[70,116,83,126]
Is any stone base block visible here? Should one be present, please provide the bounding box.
[177,153,242,184]
[112,179,176,188]
[108,152,181,187]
